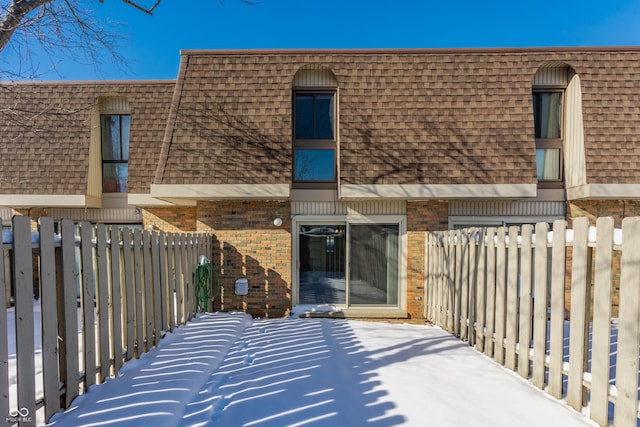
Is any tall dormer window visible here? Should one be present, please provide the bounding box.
[292,65,338,188]
[293,91,336,182]
[101,114,130,192]
[532,65,571,190]
[532,90,562,182]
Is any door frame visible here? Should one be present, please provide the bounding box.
[292,214,407,311]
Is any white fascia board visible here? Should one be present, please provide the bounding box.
[150,184,290,200]
[127,193,196,207]
[339,184,537,200]
[567,184,640,200]
[0,195,99,208]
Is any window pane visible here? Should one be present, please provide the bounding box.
[349,224,399,305]
[298,224,346,304]
[533,92,561,139]
[294,93,335,140]
[103,163,128,193]
[121,115,130,161]
[315,94,334,139]
[294,149,335,181]
[101,115,121,160]
[295,94,314,139]
[536,148,561,180]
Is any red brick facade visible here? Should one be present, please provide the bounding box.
[143,207,197,233]
[161,201,293,318]
[406,201,449,318]
[140,200,454,319]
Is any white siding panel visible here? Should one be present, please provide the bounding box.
[533,66,570,86]
[99,96,131,113]
[48,207,142,223]
[293,65,338,87]
[0,208,11,225]
[449,200,565,217]
[291,200,405,216]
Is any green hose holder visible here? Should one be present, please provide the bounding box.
[195,255,221,313]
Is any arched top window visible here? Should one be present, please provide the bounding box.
[532,63,575,189]
[292,64,338,88]
[292,65,338,187]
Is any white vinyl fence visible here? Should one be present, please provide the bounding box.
[1,216,212,426]
[425,216,640,427]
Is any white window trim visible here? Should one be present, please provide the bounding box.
[291,214,407,312]
[448,215,565,230]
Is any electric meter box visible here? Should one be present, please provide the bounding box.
[235,278,249,295]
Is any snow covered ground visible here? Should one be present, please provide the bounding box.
[44,306,597,427]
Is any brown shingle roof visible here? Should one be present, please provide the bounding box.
[0,80,174,195]
[155,48,640,187]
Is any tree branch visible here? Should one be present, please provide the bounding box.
[0,0,53,53]
[120,0,162,15]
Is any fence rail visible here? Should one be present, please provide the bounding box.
[425,216,640,427]
[1,216,212,426]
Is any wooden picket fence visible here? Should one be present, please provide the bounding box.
[1,216,213,426]
[425,216,640,427]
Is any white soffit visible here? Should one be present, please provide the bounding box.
[0,195,100,208]
[150,184,290,200]
[340,184,537,200]
[567,184,640,200]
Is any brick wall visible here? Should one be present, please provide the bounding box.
[568,200,640,227]
[406,201,449,319]
[143,207,197,232]
[566,200,639,318]
[196,200,291,318]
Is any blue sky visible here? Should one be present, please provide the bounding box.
[5,0,640,80]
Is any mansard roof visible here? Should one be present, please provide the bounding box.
[154,47,640,189]
[0,80,174,197]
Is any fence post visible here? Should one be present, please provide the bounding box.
[150,231,162,344]
[591,217,614,426]
[12,216,36,426]
[567,217,590,411]
[121,228,135,361]
[132,230,144,357]
[158,232,169,332]
[475,228,487,353]
[467,229,478,346]
[494,227,507,364]
[95,224,111,382]
[548,219,567,400]
[110,226,124,374]
[142,230,154,350]
[38,218,60,421]
[0,222,7,422]
[424,233,433,321]
[532,222,549,390]
[453,230,462,337]
[614,217,640,427]
[518,224,533,379]
[80,222,96,389]
[504,226,520,371]
[166,232,176,330]
[484,227,496,357]
[58,219,79,407]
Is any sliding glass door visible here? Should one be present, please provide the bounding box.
[297,221,400,307]
[349,224,399,305]
[298,224,346,304]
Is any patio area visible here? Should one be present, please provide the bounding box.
[45,309,595,427]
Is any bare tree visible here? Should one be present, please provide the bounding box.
[0,0,249,79]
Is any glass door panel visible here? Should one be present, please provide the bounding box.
[349,224,399,305]
[298,224,346,304]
